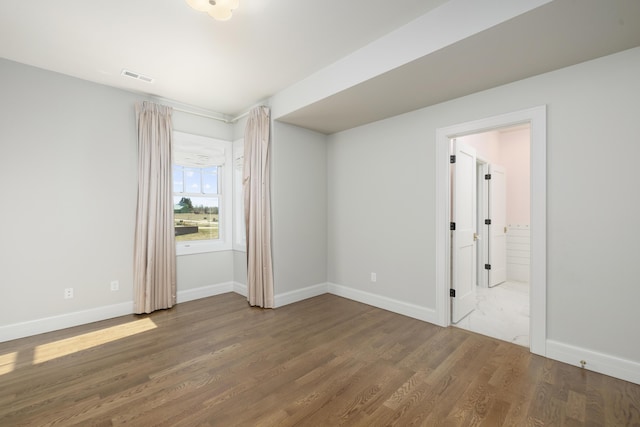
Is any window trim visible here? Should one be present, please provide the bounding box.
[173,131,232,256]
[232,138,246,252]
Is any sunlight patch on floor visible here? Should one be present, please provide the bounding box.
[33,318,157,364]
[0,352,17,375]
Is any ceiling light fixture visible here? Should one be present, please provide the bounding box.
[186,0,239,21]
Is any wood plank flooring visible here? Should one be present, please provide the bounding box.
[1,293,639,426]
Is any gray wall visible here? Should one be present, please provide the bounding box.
[326,47,640,363]
[0,59,139,326]
[233,251,247,286]
[327,111,434,305]
[271,122,327,294]
[177,251,234,289]
[0,58,236,329]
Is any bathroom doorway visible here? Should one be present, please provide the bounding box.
[451,125,531,347]
[435,105,547,356]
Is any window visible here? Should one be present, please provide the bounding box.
[173,165,220,241]
[173,132,232,255]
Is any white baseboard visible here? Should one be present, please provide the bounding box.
[0,301,134,343]
[327,283,438,324]
[275,283,328,307]
[547,340,640,385]
[233,282,247,297]
[248,281,438,325]
[176,281,235,303]
[1,281,246,343]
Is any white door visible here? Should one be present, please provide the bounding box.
[488,164,507,287]
[477,161,489,288]
[451,140,477,323]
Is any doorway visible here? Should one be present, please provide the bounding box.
[450,125,530,347]
[435,106,547,357]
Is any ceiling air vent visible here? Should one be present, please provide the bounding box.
[121,69,154,83]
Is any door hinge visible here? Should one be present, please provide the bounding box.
[450,155,456,163]
[485,264,492,270]
[450,222,456,231]
[485,173,492,180]
[450,289,456,297]
[485,219,492,225]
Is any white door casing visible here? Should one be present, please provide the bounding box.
[489,164,507,287]
[451,140,477,323]
[435,105,546,356]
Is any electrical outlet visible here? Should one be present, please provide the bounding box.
[371,272,377,283]
[64,288,74,299]
[110,280,119,291]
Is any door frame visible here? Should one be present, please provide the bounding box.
[435,106,547,356]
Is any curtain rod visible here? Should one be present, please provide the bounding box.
[144,95,257,124]
[172,107,231,123]
[231,110,250,122]
[172,106,252,124]
[149,96,264,125]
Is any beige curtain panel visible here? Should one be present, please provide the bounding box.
[133,101,177,314]
[243,106,274,308]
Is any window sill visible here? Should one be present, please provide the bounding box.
[176,240,231,256]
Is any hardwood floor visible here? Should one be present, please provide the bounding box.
[1,293,639,426]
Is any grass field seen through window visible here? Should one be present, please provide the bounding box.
[174,213,219,241]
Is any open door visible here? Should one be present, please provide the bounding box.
[477,160,489,288]
[488,164,507,287]
[451,140,477,323]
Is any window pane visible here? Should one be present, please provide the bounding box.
[174,196,219,241]
[184,167,201,193]
[202,166,218,194]
[173,165,184,193]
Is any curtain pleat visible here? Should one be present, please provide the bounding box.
[243,106,274,308]
[133,101,176,314]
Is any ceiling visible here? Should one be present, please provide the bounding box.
[0,0,447,118]
[2,0,640,134]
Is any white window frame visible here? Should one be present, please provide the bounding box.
[173,131,232,255]
[232,138,246,252]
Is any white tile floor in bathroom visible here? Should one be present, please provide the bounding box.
[453,280,530,347]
